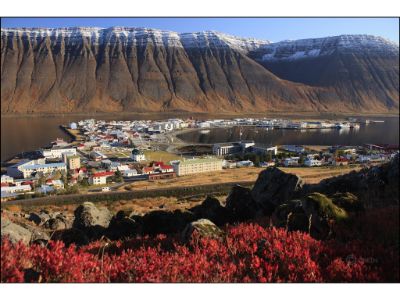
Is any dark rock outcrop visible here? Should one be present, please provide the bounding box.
[225,185,260,221]
[311,155,399,208]
[52,228,89,247]
[251,167,304,214]
[106,210,139,240]
[190,196,230,225]
[140,209,196,235]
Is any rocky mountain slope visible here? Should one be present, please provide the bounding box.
[1,27,399,114]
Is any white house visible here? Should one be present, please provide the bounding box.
[41,147,76,159]
[131,149,146,162]
[304,159,322,167]
[123,169,139,177]
[1,184,32,194]
[236,160,254,167]
[1,175,14,184]
[283,157,300,167]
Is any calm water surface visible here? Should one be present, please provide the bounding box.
[178,117,399,147]
[1,115,399,162]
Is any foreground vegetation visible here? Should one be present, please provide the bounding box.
[2,206,398,283]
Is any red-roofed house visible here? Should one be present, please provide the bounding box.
[333,157,349,166]
[89,171,115,185]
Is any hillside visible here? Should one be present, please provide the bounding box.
[1,28,399,114]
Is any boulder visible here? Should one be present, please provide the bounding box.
[1,218,32,244]
[272,199,306,229]
[28,212,50,225]
[190,196,230,225]
[312,154,399,208]
[251,167,304,214]
[73,202,112,240]
[182,219,225,242]
[141,209,196,235]
[44,217,67,231]
[73,202,112,229]
[331,192,364,213]
[106,210,139,239]
[225,185,260,222]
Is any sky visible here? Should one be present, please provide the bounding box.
[1,17,399,43]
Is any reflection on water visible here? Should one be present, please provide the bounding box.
[1,115,399,162]
[178,117,399,148]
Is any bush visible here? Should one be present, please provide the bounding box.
[2,222,398,283]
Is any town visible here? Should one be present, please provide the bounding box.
[1,117,398,201]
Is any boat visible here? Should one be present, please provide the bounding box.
[200,130,210,134]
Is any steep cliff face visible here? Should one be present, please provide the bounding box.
[1,28,398,114]
[250,35,399,112]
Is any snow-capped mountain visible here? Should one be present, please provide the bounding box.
[255,35,399,61]
[1,27,271,52]
[1,27,398,114]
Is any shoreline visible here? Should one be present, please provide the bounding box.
[2,111,399,119]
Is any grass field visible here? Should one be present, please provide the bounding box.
[119,165,361,192]
[143,150,182,163]
[100,148,132,159]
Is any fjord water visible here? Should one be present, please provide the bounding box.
[1,116,399,162]
[177,117,399,147]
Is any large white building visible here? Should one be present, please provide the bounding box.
[7,158,46,178]
[41,147,77,159]
[212,141,255,156]
[170,157,223,176]
[21,162,67,178]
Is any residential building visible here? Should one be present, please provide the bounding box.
[282,145,305,153]
[89,171,115,185]
[333,157,349,166]
[304,159,322,167]
[236,160,254,167]
[131,149,146,162]
[21,162,67,179]
[250,145,278,156]
[41,147,76,159]
[260,161,276,167]
[63,154,81,170]
[1,184,32,194]
[170,157,223,176]
[283,157,300,167]
[123,169,139,177]
[222,160,237,169]
[1,175,14,184]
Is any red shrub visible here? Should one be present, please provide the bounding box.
[1,221,398,283]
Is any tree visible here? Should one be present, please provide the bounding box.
[115,170,124,183]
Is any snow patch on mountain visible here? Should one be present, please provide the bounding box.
[1,27,270,52]
[259,35,399,61]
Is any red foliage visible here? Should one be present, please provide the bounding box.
[2,221,398,283]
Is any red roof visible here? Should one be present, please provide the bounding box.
[142,167,154,173]
[92,171,115,178]
[335,157,349,162]
[153,161,173,170]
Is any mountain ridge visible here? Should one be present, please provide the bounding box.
[1,27,399,114]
